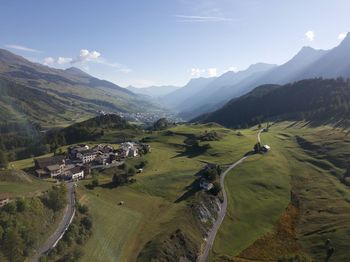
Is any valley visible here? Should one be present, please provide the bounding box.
[1,2,350,261]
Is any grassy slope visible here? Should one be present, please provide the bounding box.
[75,124,255,262]
[212,122,350,261]
[0,169,53,198]
[9,122,350,261]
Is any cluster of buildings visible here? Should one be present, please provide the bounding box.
[34,142,150,181]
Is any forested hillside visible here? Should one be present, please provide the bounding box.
[195,78,350,128]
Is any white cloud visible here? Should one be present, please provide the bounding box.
[207,68,217,77]
[190,68,206,77]
[41,49,131,74]
[305,30,315,42]
[190,67,220,77]
[226,66,238,73]
[71,49,101,63]
[43,57,55,66]
[5,44,41,53]
[338,32,347,40]
[57,57,73,65]
[175,15,232,22]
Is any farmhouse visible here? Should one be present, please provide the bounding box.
[199,178,213,191]
[34,155,66,178]
[76,150,97,164]
[261,145,271,153]
[120,142,139,158]
[68,144,89,159]
[0,198,10,208]
[63,166,84,181]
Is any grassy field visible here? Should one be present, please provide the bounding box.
[6,121,350,261]
[74,124,258,262]
[211,122,350,261]
[0,169,53,198]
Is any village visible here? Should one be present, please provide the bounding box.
[33,142,151,181]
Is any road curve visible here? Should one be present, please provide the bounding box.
[31,182,76,262]
[198,156,248,262]
[199,130,263,262]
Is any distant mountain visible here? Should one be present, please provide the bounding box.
[194,78,350,127]
[173,32,350,120]
[177,63,277,119]
[160,77,217,109]
[126,85,181,97]
[0,48,158,127]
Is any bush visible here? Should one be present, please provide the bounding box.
[278,253,312,262]
[128,167,136,176]
[3,202,17,214]
[43,184,67,211]
[91,178,99,187]
[77,204,89,214]
[16,199,28,212]
[210,182,222,195]
[81,216,92,230]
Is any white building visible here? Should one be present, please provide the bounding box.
[199,178,213,191]
[77,150,97,163]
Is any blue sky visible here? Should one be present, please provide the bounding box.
[1,0,349,87]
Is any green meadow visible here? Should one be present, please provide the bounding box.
[5,122,350,261]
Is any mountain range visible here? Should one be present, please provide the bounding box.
[194,78,350,127]
[161,32,350,120]
[0,48,158,128]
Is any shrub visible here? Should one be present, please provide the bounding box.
[210,182,222,195]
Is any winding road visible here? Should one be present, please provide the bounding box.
[198,129,263,262]
[31,182,76,262]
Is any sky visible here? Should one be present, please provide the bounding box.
[0,0,349,87]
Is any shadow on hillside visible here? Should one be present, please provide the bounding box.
[174,171,202,203]
[172,144,211,159]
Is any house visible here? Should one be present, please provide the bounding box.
[128,147,138,157]
[120,142,139,158]
[93,144,114,154]
[199,178,213,191]
[63,166,84,181]
[35,155,66,177]
[261,145,271,153]
[0,194,10,208]
[68,144,89,159]
[46,164,63,178]
[95,153,110,165]
[76,150,97,164]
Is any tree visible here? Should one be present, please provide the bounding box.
[44,185,67,211]
[2,229,24,262]
[81,216,92,230]
[127,167,136,176]
[254,142,261,153]
[210,182,222,195]
[91,178,99,187]
[0,150,8,169]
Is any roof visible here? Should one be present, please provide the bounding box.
[46,164,61,172]
[68,166,83,174]
[35,155,65,169]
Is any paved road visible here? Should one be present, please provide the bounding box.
[31,182,76,262]
[198,156,248,262]
[198,130,263,262]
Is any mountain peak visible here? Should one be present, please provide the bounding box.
[337,32,350,47]
[246,63,277,72]
[65,67,90,77]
